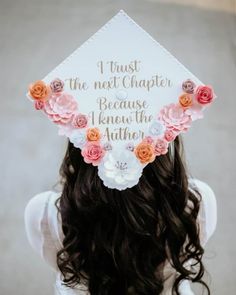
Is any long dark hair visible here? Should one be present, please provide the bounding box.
[56,135,210,294]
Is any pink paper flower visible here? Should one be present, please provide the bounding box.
[143,136,154,144]
[195,85,215,105]
[154,138,169,156]
[164,129,177,142]
[158,103,192,133]
[81,141,105,166]
[72,113,88,128]
[34,100,45,110]
[43,93,78,125]
[50,78,64,93]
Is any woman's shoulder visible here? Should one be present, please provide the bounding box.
[188,177,217,245]
[24,190,63,271]
[24,190,60,232]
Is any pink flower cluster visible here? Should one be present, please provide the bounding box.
[43,78,105,166]
[30,78,107,166]
[81,128,106,166]
[29,77,216,167]
[31,78,89,134]
[157,81,216,143]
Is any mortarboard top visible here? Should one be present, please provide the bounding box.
[27,10,216,190]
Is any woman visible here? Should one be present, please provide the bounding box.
[24,135,217,295]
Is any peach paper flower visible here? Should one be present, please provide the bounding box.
[81,141,105,166]
[158,103,192,133]
[86,127,101,141]
[179,93,193,108]
[134,142,155,164]
[43,93,78,125]
[28,80,51,101]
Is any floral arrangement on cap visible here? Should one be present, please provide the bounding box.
[27,78,216,190]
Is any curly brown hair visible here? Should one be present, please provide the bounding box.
[55,135,210,295]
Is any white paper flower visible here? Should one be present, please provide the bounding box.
[58,125,73,137]
[148,120,166,137]
[185,103,204,121]
[69,129,86,149]
[98,150,143,190]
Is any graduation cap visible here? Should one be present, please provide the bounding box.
[26,10,216,190]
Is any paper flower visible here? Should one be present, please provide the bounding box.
[103,142,112,151]
[86,127,101,141]
[154,138,169,156]
[148,120,166,137]
[34,100,45,110]
[43,93,78,125]
[98,151,143,190]
[182,79,196,94]
[179,93,193,108]
[28,80,51,101]
[50,78,64,93]
[195,85,215,105]
[81,141,105,166]
[164,129,177,142]
[72,113,88,129]
[126,142,135,151]
[69,130,87,148]
[158,103,192,133]
[185,103,204,121]
[27,75,216,192]
[58,125,73,137]
[134,142,155,164]
[143,136,154,144]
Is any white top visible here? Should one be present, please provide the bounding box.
[24,178,217,295]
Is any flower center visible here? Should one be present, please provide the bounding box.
[115,161,128,171]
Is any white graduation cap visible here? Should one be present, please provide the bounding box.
[27,10,216,190]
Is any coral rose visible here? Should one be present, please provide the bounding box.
[179,93,193,108]
[134,142,155,164]
[158,103,192,133]
[50,78,64,93]
[43,93,78,125]
[154,138,169,156]
[29,80,51,101]
[86,127,101,141]
[72,114,88,129]
[195,85,215,105]
[81,141,105,166]
[182,79,196,94]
